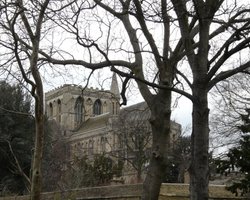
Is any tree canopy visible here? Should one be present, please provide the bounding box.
[216,109,250,196]
[0,81,34,195]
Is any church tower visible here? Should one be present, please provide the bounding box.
[45,73,121,130]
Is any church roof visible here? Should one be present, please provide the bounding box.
[74,112,111,134]
[73,102,148,136]
[121,101,148,112]
[69,101,181,142]
[74,102,149,133]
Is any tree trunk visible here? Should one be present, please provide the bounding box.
[137,171,142,183]
[142,93,171,200]
[29,40,45,200]
[30,85,44,200]
[189,83,209,200]
[30,111,44,200]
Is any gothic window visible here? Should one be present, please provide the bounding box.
[103,101,107,113]
[57,99,61,113]
[49,102,53,117]
[74,96,84,125]
[86,98,93,115]
[93,99,102,115]
[112,102,115,115]
[57,99,61,123]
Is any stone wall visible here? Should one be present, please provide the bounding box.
[0,184,248,200]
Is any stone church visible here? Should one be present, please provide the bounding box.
[45,74,181,183]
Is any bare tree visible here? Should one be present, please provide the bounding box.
[37,2,178,199]
[171,1,250,199]
[43,2,250,199]
[36,1,250,199]
[111,103,152,183]
[210,73,250,154]
[0,1,50,199]
[1,1,250,200]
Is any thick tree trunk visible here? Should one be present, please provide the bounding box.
[137,167,142,183]
[142,94,171,200]
[189,84,209,200]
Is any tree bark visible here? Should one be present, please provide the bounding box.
[30,112,44,200]
[29,40,45,200]
[142,92,171,200]
[189,79,209,200]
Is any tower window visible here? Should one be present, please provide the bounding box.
[57,99,61,123]
[75,97,84,125]
[93,99,102,115]
[49,102,53,117]
[57,99,61,113]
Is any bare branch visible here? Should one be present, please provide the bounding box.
[133,0,162,66]
[0,106,34,118]
[6,139,31,187]
[171,0,197,70]
[207,21,250,80]
[208,61,250,90]
[111,66,194,102]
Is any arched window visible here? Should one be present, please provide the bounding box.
[57,99,61,123]
[57,99,61,113]
[74,96,84,125]
[49,102,53,117]
[93,99,102,115]
[103,101,107,113]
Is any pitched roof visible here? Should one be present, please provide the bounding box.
[75,112,111,133]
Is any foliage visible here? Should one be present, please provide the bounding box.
[0,81,34,196]
[216,109,250,196]
[164,136,191,183]
[92,154,115,185]
[164,161,179,183]
[238,109,250,134]
[43,144,119,191]
[65,154,118,188]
